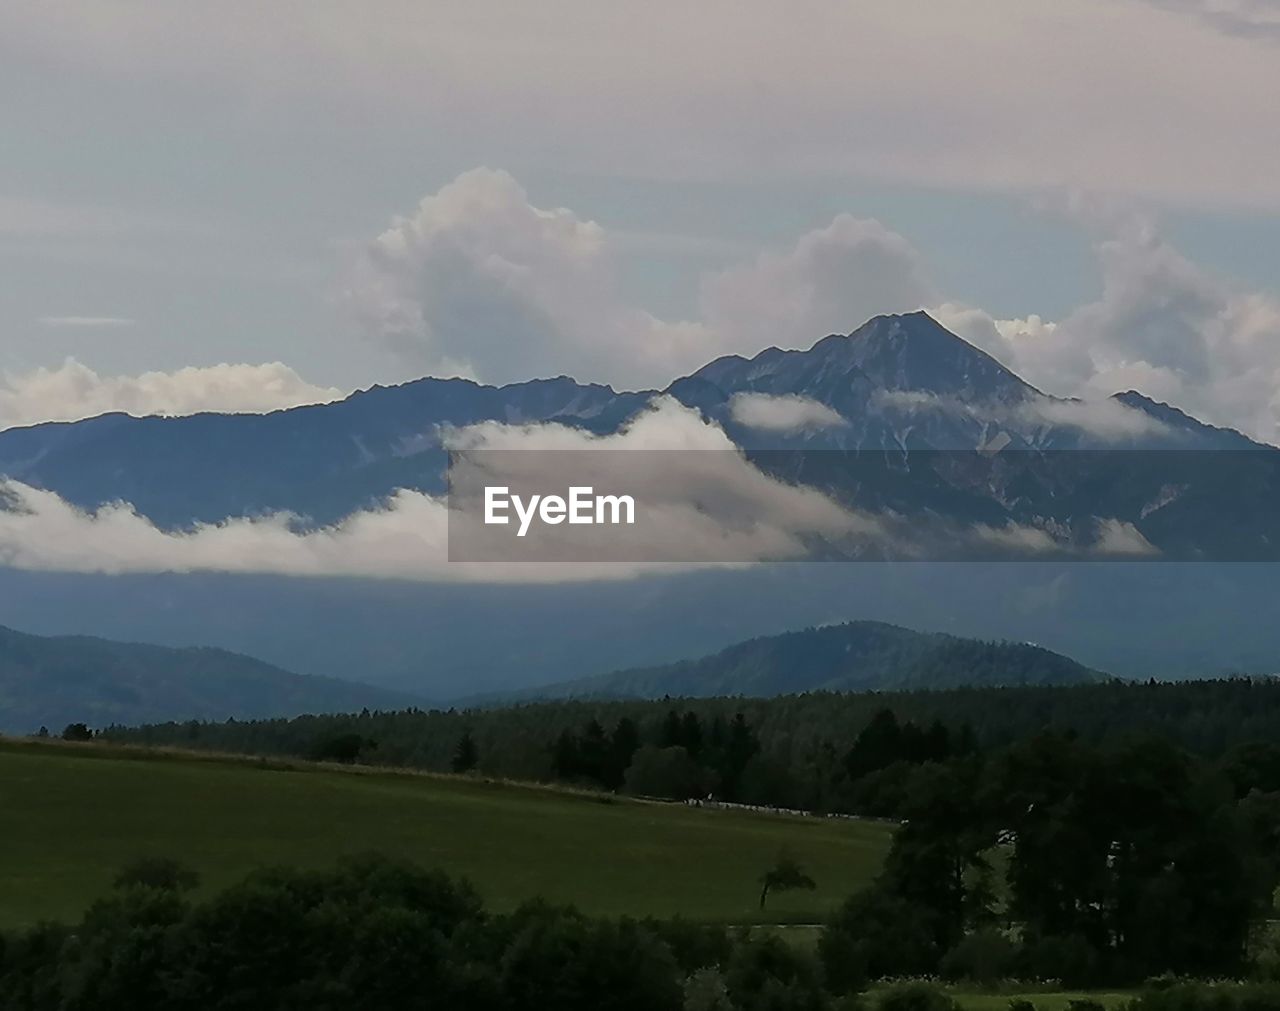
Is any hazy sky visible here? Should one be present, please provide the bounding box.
[5,0,1280,438]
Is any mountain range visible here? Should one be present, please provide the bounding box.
[0,312,1261,532]
[0,624,421,734]
[486,620,1107,702]
[4,311,1280,699]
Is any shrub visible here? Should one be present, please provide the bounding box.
[113,857,200,893]
[1019,933,1100,988]
[725,933,827,1011]
[497,907,683,1011]
[876,982,963,1011]
[683,968,734,1011]
[644,918,732,975]
[820,886,939,993]
[1251,931,1280,983]
[939,927,1018,985]
[624,746,712,800]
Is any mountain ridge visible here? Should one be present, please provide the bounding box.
[1,312,1260,530]
[0,623,425,733]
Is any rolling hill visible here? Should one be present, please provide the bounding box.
[0,624,422,733]
[508,620,1108,700]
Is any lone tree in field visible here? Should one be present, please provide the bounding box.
[758,850,816,909]
[451,730,479,773]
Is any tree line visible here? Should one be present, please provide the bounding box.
[98,697,996,816]
[100,679,1280,811]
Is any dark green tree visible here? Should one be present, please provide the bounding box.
[819,885,940,992]
[604,717,641,791]
[495,902,683,1011]
[58,886,191,1011]
[624,745,707,800]
[718,713,760,801]
[844,709,903,780]
[451,730,479,774]
[680,712,705,760]
[552,728,580,779]
[577,719,610,784]
[724,933,827,1011]
[659,710,683,750]
[888,762,996,945]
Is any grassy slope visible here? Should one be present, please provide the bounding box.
[0,738,890,930]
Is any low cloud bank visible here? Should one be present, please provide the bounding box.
[0,397,1164,582]
[728,393,848,433]
[0,400,884,582]
[871,388,1173,442]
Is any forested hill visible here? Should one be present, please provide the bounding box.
[0,625,422,733]
[504,620,1107,701]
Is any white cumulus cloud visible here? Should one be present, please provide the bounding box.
[941,220,1280,444]
[343,167,712,388]
[697,215,936,355]
[344,169,933,388]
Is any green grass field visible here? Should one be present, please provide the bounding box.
[0,738,891,930]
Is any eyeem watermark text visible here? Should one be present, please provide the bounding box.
[484,486,636,537]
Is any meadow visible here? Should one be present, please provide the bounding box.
[0,737,891,929]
